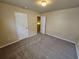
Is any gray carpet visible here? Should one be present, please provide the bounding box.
[0,33,78,59]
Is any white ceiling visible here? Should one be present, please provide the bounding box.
[1,0,79,13]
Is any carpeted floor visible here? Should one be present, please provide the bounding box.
[0,33,78,59]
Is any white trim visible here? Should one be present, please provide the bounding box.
[75,44,79,59]
[28,33,37,37]
[46,33,76,44]
[0,33,37,48]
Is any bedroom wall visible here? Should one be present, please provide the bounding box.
[42,7,79,43]
[0,2,39,48]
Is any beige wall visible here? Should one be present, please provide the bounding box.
[42,7,79,43]
[0,3,3,47]
[0,3,39,47]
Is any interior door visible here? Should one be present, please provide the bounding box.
[41,16,46,34]
[15,12,28,39]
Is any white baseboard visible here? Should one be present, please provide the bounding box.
[46,33,76,44]
[0,33,37,48]
[28,33,37,37]
[75,45,79,59]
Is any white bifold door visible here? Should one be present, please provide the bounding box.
[15,12,28,40]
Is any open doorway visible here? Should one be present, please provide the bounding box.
[37,16,41,33]
[37,16,46,34]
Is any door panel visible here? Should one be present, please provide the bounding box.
[41,16,46,34]
[15,12,28,39]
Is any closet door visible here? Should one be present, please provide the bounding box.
[15,12,28,39]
